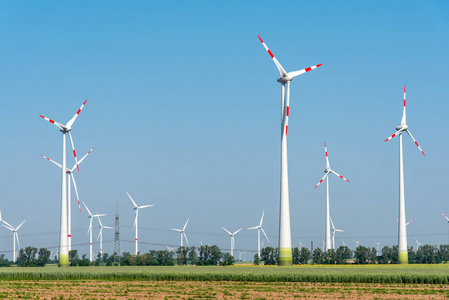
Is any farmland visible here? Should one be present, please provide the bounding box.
[0,265,449,299]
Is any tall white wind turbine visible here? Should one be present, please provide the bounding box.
[222,227,242,257]
[39,100,87,267]
[330,217,344,250]
[2,220,26,262]
[171,219,189,248]
[97,216,113,255]
[258,35,322,266]
[41,147,95,252]
[82,201,106,262]
[248,211,269,257]
[126,191,154,255]
[314,143,350,251]
[384,86,425,264]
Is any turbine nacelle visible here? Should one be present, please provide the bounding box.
[395,124,408,131]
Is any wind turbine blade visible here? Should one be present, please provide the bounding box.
[314,172,329,189]
[233,228,243,235]
[16,220,26,231]
[88,219,92,234]
[171,228,182,232]
[401,85,407,125]
[73,146,95,171]
[126,191,138,208]
[330,217,335,230]
[260,210,264,227]
[40,155,63,169]
[222,227,232,235]
[66,100,87,128]
[183,218,189,231]
[442,213,449,222]
[335,229,345,232]
[384,129,403,142]
[406,219,414,226]
[104,226,113,229]
[92,214,106,218]
[247,226,259,230]
[16,232,20,250]
[288,64,323,78]
[330,170,350,183]
[138,205,154,209]
[39,115,65,131]
[257,35,288,77]
[324,142,330,169]
[2,224,14,231]
[183,232,189,247]
[405,130,425,156]
[97,217,103,227]
[97,229,102,240]
[261,227,270,243]
[70,174,81,212]
[82,202,92,216]
[68,132,79,171]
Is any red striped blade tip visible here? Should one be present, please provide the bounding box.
[257,35,263,43]
[317,64,323,67]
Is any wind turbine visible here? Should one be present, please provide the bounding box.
[222,227,242,257]
[126,191,154,255]
[82,201,106,262]
[39,100,87,267]
[165,245,176,252]
[97,216,113,255]
[41,147,95,252]
[342,239,347,247]
[298,238,305,249]
[375,241,381,256]
[258,35,322,266]
[415,237,423,251]
[171,218,189,248]
[355,240,361,248]
[248,210,269,257]
[330,217,344,250]
[2,220,25,262]
[0,209,13,229]
[314,142,350,251]
[442,213,449,244]
[384,86,425,264]
[321,238,325,251]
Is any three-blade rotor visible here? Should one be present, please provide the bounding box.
[384,86,425,156]
[314,142,350,189]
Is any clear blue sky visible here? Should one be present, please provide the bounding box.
[0,0,448,259]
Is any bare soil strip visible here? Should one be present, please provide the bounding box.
[1,280,449,299]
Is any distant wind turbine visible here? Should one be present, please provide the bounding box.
[82,201,106,262]
[222,227,242,257]
[171,219,189,248]
[314,142,350,252]
[415,237,423,251]
[97,216,113,255]
[2,220,26,262]
[248,210,269,257]
[330,217,344,250]
[126,191,153,255]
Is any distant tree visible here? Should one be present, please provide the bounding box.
[69,250,80,266]
[0,254,10,267]
[299,247,311,265]
[324,249,336,264]
[188,247,198,265]
[37,248,51,266]
[222,254,235,266]
[312,248,324,264]
[335,246,352,264]
[253,253,260,265]
[292,247,300,265]
[78,254,91,266]
[439,245,449,263]
[415,245,438,264]
[260,247,277,265]
[354,246,370,264]
[176,247,189,265]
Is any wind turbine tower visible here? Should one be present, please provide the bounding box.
[258,35,322,266]
[384,86,425,264]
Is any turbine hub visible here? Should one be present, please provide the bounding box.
[395,124,408,131]
[277,77,292,84]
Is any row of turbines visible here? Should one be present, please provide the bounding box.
[30,35,434,267]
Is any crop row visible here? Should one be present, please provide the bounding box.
[0,266,448,284]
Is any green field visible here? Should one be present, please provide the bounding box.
[0,264,448,284]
